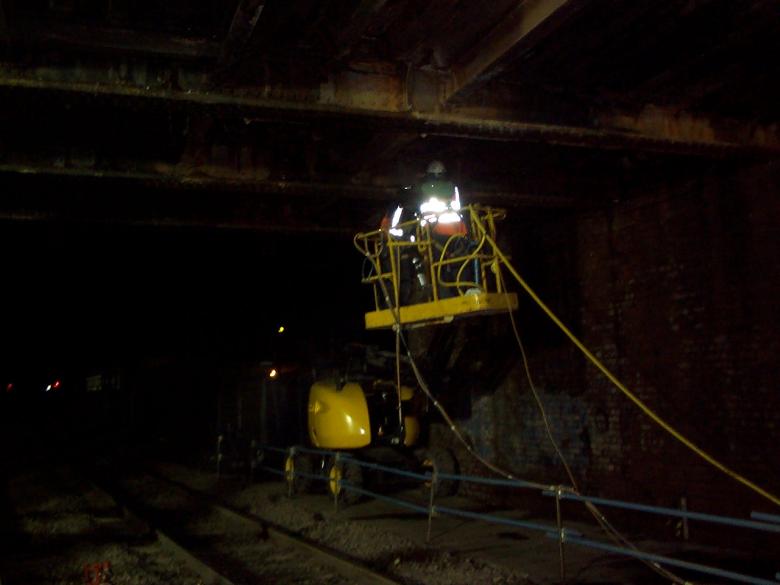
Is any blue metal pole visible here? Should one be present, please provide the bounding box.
[347,459,430,481]
[562,535,779,585]
[751,511,780,525]
[438,472,552,490]
[548,492,780,534]
[340,483,430,514]
[434,505,559,534]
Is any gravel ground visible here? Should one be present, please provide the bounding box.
[6,461,763,585]
[1,466,203,585]
[1,465,361,585]
[163,464,780,585]
[114,470,354,585]
[156,463,533,585]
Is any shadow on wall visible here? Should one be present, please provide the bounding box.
[461,366,593,481]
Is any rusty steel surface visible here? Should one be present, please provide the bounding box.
[0,0,777,231]
[331,0,389,61]
[0,163,576,209]
[7,18,221,59]
[0,69,774,157]
[217,0,266,74]
[0,2,7,43]
[443,0,577,103]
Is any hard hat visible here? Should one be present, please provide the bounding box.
[426,160,446,177]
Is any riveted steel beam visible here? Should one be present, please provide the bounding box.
[442,0,577,103]
[7,17,220,59]
[0,66,777,157]
[0,162,576,209]
[0,2,7,43]
[219,0,266,65]
[601,105,780,153]
[332,0,388,60]
[0,208,355,235]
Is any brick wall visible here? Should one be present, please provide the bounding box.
[432,161,780,524]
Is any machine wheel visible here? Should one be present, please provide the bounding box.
[327,458,363,505]
[417,447,458,497]
[284,450,313,495]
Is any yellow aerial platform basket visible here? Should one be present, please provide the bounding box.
[354,205,518,329]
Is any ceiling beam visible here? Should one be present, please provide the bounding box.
[6,18,220,59]
[332,0,388,60]
[0,208,354,235]
[600,105,780,153]
[348,131,420,178]
[442,0,577,103]
[218,0,266,68]
[0,70,775,157]
[0,2,7,43]
[0,163,577,209]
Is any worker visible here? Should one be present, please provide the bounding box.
[416,161,479,298]
[378,189,428,307]
[417,160,467,236]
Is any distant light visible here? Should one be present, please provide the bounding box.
[269,368,278,379]
[46,384,52,392]
[53,380,61,389]
[5,383,12,393]
[277,326,285,334]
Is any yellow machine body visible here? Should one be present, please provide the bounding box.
[308,381,371,449]
[399,384,414,401]
[308,380,422,450]
[403,414,420,447]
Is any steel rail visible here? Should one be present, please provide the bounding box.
[144,467,404,585]
[82,475,237,585]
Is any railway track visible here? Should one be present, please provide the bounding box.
[90,463,404,585]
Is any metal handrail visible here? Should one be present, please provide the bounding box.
[256,443,780,585]
[354,205,510,311]
[559,535,778,585]
[545,491,780,535]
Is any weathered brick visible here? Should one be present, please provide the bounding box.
[432,161,780,529]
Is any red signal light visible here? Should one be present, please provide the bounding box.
[52,380,61,389]
[5,383,12,393]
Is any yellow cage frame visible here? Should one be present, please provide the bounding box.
[354,205,518,329]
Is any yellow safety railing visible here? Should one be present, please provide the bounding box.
[354,205,515,326]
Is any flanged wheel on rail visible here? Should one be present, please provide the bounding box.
[284,449,313,495]
[327,458,363,505]
[416,447,458,497]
